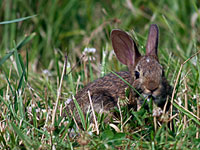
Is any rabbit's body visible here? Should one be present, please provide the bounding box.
[68,24,172,122]
[74,71,133,115]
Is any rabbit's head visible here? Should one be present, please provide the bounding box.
[111,24,171,108]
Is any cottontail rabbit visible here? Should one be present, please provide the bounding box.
[69,24,172,122]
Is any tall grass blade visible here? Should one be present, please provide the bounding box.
[17,58,26,91]
[101,49,106,77]
[0,33,36,67]
[110,70,144,99]
[67,62,74,93]
[0,51,13,66]
[4,71,14,95]
[14,42,22,77]
[16,32,36,50]
[0,15,37,25]
[25,49,29,81]
[73,96,86,130]
[18,93,25,120]
[17,69,25,93]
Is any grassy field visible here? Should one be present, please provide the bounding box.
[0,0,200,149]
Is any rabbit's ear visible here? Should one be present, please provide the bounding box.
[111,29,141,68]
[146,24,159,57]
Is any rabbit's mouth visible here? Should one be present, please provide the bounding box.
[140,93,165,107]
[142,94,155,102]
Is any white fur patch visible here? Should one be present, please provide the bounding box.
[146,58,150,63]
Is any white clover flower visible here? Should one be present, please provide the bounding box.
[177,97,182,105]
[18,89,22,96]
[6,95,10,100]
[69,128,77,137]
[83,47,96,54]
[182,89,186,93]
[42,109,46,113]
[35,108,41,113]
[43,69,52,76]
[191,57,197,66]
[88,131,93,136]
[191,105,196,112]
[27,104,36,113]
[65,98,72,105]
[153,108,163,117]
[27,106,32,113]
[82,47,96,61]
[67,62,71,68]
[192,95,197,99]
[43,127,47,131]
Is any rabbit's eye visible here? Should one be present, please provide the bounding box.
[135,71,140,79]
[162,70,165,77]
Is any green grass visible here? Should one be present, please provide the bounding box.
[0,0,200,149]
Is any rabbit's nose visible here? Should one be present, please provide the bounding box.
[146,81,158,92]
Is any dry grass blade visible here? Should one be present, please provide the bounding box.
[76,75,81,94]
[163,96,169,114]
[66,54,85,76]
[69,109,80,131]
[117,100,123,132]
[154,117,157,131]
[88,90,99,135]
[121,115,132,130]
[52,57,67,126]
[183,78,188,129]
[109,123,121,133]
[168,113,179,121]
[196,91,200,139]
